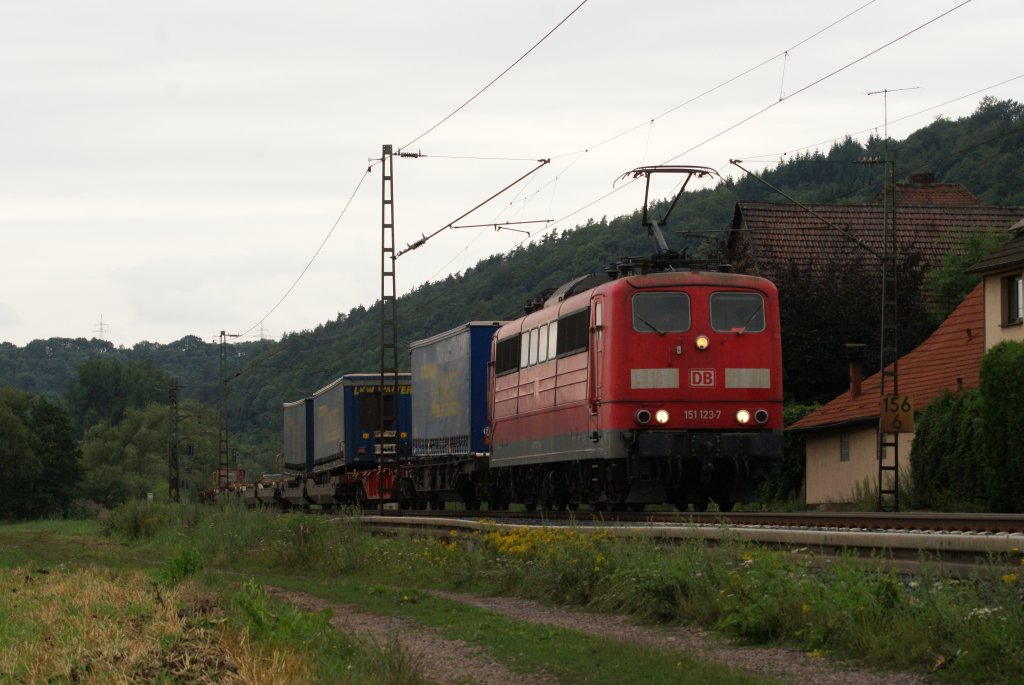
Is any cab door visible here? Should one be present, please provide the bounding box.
[588,296,605,435]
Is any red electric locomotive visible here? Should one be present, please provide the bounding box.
[489,166,783,511]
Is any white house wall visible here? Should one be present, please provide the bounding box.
[805,426,914,506]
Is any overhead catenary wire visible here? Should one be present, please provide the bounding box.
[236,167,371,339]
[398,0,590,152]
[547,0,880,162]
[659,0,974,168]
[455,0,892,242]
[736,72,1024,163]
[225,5,591,379]
[517,0,976,248]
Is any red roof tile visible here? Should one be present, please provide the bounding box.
[880,179,979,206]
[729,203,1024,280]
[789,283,985,432]
[967,225,1024,274]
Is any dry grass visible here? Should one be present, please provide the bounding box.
[0,565,311,684]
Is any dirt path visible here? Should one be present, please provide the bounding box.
[266,587,558,685]
[267,586,929,685]
[434,591,929,685]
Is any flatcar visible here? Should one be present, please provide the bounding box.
[274,373,412,509]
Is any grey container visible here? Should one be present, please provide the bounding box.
[282,398,311,471]
[312,376,346,467]
[410,321,503,458]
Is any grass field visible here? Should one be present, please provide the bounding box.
[2,502,1022,684]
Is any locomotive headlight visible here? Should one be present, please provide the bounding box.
[754,409,769,425]
[655,409,670,425]
[634,409,652,425]
[695,335,710,350]
[736,409,751,424]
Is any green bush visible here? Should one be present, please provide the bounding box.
[104,499,175,540]
[909,389,986,510]
[980,341,1024,511]
[911,340,1024,512]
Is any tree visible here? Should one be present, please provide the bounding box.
[922,228,1007,324]
[77,400,221,506]
[0,387,82,519]
[65,358,170,434]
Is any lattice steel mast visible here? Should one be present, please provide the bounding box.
[379,145,398,508]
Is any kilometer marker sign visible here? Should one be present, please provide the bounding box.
[880,394,915,433]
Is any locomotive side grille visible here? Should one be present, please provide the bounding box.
[630,368,680,389]
[724,368,771,388]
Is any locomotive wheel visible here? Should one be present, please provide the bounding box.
[693,497,709,512]
[716,500,735,512]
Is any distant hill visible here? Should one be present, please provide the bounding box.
[3,97,1022,458]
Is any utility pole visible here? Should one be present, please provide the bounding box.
[865,86,917,512]
[218,330,240,489]
[168,379,180,503]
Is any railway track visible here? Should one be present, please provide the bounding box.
[375,508,1024,533]
[357,509,1024,574]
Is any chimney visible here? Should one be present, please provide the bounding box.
[845,343,867,399]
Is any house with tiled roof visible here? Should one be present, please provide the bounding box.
[790,283,985,506]
[728,175,1023,281]
[967,219,1024,349]
[879,173,980,206]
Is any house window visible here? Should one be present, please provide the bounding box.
[1004,274,1023,325]
[839,433,850,462]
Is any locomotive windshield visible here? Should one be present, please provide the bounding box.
[710,292,765,333]
[632,292,691,333]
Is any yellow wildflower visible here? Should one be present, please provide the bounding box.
[1002,573,1018,586]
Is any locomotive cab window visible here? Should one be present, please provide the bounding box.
[710,292,765,333]
[556,308,589,356]
[495,336,521,376]
[632,292,691,333]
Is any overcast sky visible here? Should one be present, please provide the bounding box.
[1,0,1020,347]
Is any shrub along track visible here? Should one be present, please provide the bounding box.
[266,585,927,685]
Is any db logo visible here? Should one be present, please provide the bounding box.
[689,369,715,387]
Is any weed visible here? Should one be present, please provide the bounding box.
[156,547,204,586]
